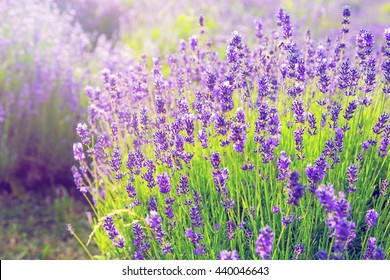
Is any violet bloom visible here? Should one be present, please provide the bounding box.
[292,100,305,124]
[212,168,229,196]
[185,228,206,256]
[334,128,344,153]
[176,174,189,196]
[110,145,122,173]
[133,223,149,259]
[229,108,247,153]
[356,29,374,61]
[341,6,351,34]
[255,226,274,259]
[217,250,240,260]
[343,100,357,121]
[254,19,263,39]
[146,211,166,243]
[315,184,336,212]
[365,209,379,230]
[76,123,91,145]
[126,183,136,198]
[190,206,203,228]
[149,196,158,212]
[378,136,389,158]
[142,160,156,189]
[157,172,171,194]
[164,205,174,219]
[73,142,85,162]
[372,113,389,135]
[198,129,208,149]
[226,220,235,240]
[286,171,306,206]
[277,151,291,180]
[294,243,305,259]
[272,206,280,214]
[307,113,317,135]
[294,127,305,154]
[363,237,386,260]
[103,216,125,248]
[282,214,296,227]
[346,164,358,192]
[380,179,389,197]
[338,59,351,90]
[71,166,88,193]
[316,249,328,260]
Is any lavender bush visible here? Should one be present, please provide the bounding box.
[70,5,390,260]
[0,0,132,189]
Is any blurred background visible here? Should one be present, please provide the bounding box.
[0,0,389,259]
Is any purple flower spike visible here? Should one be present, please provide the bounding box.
[272,206,280,213]
[73,142,85,162]
[294,243,305,259]
[365,209,379,230]
[277,151,292,180]
[103,216,125,249]
[217,250,240,260]
[255,226,274,259]
[157,172,171,194]
[356,29,374,61]
[286,171,306,206]
[363,237,386,260]
[380,179,389,197]
[76,123,91,145]
[346,163,358,192]
[198,129,208,148]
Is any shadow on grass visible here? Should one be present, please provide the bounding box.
[0,187,98,260]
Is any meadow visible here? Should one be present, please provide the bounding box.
[0,0,389,260]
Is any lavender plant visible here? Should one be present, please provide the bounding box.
[0,0,131,190]
[71,6,389,260]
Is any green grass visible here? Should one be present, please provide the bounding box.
[0,188,98,260]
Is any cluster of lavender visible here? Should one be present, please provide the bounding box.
[73,6,389,259]
[54,0,127,45]
[0,0,131,186]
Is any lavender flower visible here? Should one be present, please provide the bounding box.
[176,174,190,196]
[365,209,379,230]
[212,168,229,196]
[277,151,291,180]
[157,172,171,194]
[356,29,374,61]
[343,100,357,120]
[73,142,85,162]
[346,164,358,192]
[198,129,208,149]
[272,206,280,214]
[76,123,91,145]
[316,249,328,260]
[307,113,317,135]
[255,226,274,259]
[185,228,206,256]
[294,243,305,259]
[378,136,389,158]
[229,108,247,153]
[103,216,125,248]
[286,171,306,206]
[363,237,386,260]
[190,206,203,228]
[217,250,240,260]
[226,220,235,240]
[292,100,305,124]
[380,179,389,197]
[341,6,351,34]
[372,113,389,135]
